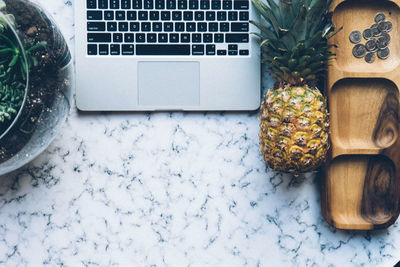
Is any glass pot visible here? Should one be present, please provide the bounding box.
[0,0,72,175]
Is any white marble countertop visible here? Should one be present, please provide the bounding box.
[0,0,399,266]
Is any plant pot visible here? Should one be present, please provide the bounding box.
[0,0,72,175]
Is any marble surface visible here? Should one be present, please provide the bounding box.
[0,0,399,266]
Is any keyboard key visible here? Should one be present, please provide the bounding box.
[206,44,216,55]
[99,44,109,55]
[98,0,108,9]
[107,22,117,31]
[136,44,190,55]
[110,0,119,9]
[209,22,218,32]
[203,33,213,42]
[144,0,154,9]
[225,33,249,42]
[130,22,140,31]
[139,11,148,20]
[195,11,204,20]
[181,33,190,42]
[87,11,102,20]
[212,0,221,9]
[116,11,126,20]
[153,22,163,31]
[172,11,182,20]
[228,50,238,55]
[217,49,227,55]
[121,0,131,9]
[228,44,238,50]
[217,11,227,20]
[161,11,171,20]
[186,23,196,32]
[214,33,224,42]
[239,49,249,55]
[87,44,97,55]
[198,22,207,32]
[234,1,249,10]
[239,11,249,21]
[127,11,137,20]
[119,22,129,31]
[125,33,135,42]
[155,0,165,9]
[133,0,142,9]
[170,33,179,42]
[184,11,193,20]
[220,22,229,32]
[192,44,204,55]
[228,11,238,21]
[147,33,157,42]
[110,44,120,55]
[150,11,160,20]
[88,33,111,42]
[206,11,215,21]
[223,0,232,9]
[189,0,199,9]
[113,33,123,42]
[122,44,134,55]
[164,22,174,31]
[178,0,187,9]
[136,33,146,42]
[104,11,114,20]
[167,0,176,9]
[192,33,201,42]
[87,22,105,31]
[87,0,96,9]
[141,22,151,31]
[200,0,210,9]
[175,22,185,31]
[231,22,249,32]
[158,33,168,42]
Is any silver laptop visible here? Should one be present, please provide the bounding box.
[75,0,260,111]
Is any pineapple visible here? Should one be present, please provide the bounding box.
[251,0,341,173]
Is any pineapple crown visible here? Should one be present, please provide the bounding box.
[251,0,341,86]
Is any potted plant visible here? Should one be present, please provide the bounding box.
[0,0,72,175]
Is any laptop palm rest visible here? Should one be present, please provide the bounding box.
[138,62,200,107]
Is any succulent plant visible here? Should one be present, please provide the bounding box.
[0,15,45,125]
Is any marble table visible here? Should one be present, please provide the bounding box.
[0,0,399,266]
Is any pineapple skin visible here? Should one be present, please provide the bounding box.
[260,85,330,173]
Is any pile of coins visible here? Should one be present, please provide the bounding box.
[350,12,392,63]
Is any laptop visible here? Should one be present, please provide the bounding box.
[75,0,260,111]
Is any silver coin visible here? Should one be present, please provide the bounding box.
[349,30,362,43]
[365,39,377,51]
[378,21,388,32]
[385,21,392,32]
[363,28,373,40]
[381,32,391,44]
[371,24,381,37]
[377,47,390,59]
[365,52,376,63]
[353,44,367,58]
[377,36,389,49]
[375,12,386,23]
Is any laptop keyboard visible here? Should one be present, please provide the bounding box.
[86,0,250,56]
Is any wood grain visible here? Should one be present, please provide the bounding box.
[321,0,400,230]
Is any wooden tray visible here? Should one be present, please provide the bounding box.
[321,0,400,230]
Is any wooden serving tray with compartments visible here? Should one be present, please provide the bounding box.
[321,0,400,230]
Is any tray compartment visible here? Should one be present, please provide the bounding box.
[331,0,400,73]
[330,78,399,152]
[323,155,399,229]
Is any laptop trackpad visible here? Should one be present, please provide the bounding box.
[138,62,200,107]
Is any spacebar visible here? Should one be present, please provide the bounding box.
[136,45,191,55]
